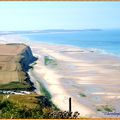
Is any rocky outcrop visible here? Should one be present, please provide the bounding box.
[20,45,37,71]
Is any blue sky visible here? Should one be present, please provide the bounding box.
[0,2,120,31]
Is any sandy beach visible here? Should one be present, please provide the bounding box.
[1,35,120,117]
[27,42,120,118]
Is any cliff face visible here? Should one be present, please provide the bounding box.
[20,45,36,71]
[0,43,37,84]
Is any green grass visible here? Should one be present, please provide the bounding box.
[29,69,52,99]
[79,93,86,97]
[0,81,32,91]
[38,82,60,111]
[97,105,114,112]
[0,94,80,118]
[0,94,53,118]
[96,108,102,112]
[39,82,51,99]
[0,94,39,109]
[44,56,57,66]
[103,106,113,112]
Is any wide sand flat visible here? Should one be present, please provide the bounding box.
[28,43,120,117]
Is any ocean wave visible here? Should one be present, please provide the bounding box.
[86,47,120,57]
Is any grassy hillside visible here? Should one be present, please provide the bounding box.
[0,81,32,91]
[0,94,39,109]
[0,94,53,118]
[0,94,80,119]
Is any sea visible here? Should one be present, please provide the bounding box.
[23,29,120,57]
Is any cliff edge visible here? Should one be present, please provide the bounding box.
[0,43,37,84]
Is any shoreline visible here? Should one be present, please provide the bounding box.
[1,34,120,59]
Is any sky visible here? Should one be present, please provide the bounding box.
[0,2,120,31]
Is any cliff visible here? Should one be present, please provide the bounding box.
[0,43,37,84]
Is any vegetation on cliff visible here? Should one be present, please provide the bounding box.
[0,94,80,118]
[0,81,32,91]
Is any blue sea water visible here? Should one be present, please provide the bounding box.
[23,30,120,56]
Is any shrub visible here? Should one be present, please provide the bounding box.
[48,111,80,119]
[0,99,80,119]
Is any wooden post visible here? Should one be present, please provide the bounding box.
[69,97,72,112]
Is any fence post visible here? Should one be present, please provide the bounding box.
[69,97,72,113]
